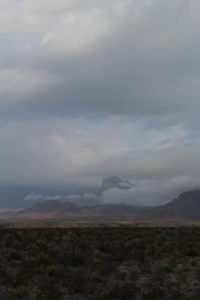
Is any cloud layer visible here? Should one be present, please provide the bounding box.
[1,0,200,118]
[1,0,200,205]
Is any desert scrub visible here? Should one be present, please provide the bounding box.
[100,281,137,300]
[142,284,166,299]
[58,252,86,268]
[11,286,28,299]
[0,227,199,299]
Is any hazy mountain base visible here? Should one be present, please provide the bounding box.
[1,217,200,229]
[8,190,200,221]
[0,227,200,299]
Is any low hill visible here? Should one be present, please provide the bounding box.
[17,200,80,219]
[16,200,147,219]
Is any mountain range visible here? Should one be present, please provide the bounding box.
[2,177,200,221]
[17,201,147,219]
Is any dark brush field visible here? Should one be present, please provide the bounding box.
[0,227,200,299]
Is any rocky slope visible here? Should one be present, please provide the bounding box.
[148,190,200,220]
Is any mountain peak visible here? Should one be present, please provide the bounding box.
[96,176,133,196]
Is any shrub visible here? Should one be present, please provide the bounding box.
[100,281,137,300]
[58,252,86,267]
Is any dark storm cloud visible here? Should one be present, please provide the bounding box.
[1,0,200,119]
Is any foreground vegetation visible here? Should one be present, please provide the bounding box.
[0,227,200,299]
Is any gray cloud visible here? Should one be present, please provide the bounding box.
[0,1,200,206]
[1,0,200,119]
[0,116,199,205]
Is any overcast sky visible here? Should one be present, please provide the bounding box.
[1,0,200,205]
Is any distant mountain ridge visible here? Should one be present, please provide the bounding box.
[17,201,146,219]
[16,176,146,219]
[2,176,200,220]
[17,190,200,220]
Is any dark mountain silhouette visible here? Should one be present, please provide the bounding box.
[148,190,200,220]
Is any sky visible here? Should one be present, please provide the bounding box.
[1,0,200,206]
